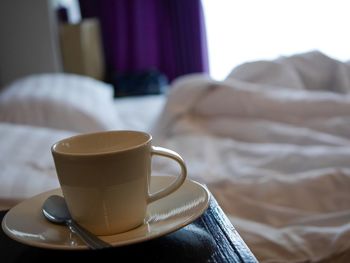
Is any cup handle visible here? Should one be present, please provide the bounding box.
[148,146,187,203]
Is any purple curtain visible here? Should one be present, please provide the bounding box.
[79,0,209,81]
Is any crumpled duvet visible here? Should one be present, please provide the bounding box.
[152,51,350,262]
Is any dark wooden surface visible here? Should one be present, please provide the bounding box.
[0,196,258,263]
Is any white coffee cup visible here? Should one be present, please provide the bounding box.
[51,130,187,236]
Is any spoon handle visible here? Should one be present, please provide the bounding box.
[66,219,112,249]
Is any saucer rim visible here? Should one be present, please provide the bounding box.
[2,176,210,250]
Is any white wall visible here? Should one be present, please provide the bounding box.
[0,0,62,86]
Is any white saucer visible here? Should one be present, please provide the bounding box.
[2,176,210,250]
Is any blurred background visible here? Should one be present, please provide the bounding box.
[0,0,349,91]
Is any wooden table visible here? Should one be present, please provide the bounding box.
[1,196,258,263]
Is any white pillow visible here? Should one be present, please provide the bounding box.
[0,73,120,132]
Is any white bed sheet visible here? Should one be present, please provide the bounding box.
[0,123,75,210]
[151,51,350,262]
[113,95,166,132]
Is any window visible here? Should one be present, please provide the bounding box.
[203,0,350,80]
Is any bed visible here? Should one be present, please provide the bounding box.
[0,73,166,133]
[1,51,350,262]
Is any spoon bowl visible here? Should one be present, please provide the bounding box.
[42,195,71,224]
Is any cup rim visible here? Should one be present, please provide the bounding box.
[51,130,152,157]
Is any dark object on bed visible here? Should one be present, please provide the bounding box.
[112,69,168,97]
[0,197,257,263]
